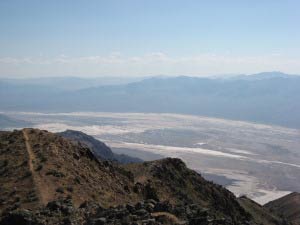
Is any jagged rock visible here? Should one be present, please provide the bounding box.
[135,201,144,210]
[134,209,149,217]
[154,201,173,212]
[140,218,156,224]
[125,204,135,213]
[46,199,73,214]
[0,209,39,225]
[145,199,157,205]
[145,202,155,212]
[91,217,106,225]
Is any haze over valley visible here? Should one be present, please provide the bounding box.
[1,72,300,128]
[1,1,300,224]
[2,110,300,204]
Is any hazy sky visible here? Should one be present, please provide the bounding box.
[0,0,300,78]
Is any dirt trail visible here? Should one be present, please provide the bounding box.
[23,129,49,205]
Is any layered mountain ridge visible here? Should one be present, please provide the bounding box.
[1,72,300,128]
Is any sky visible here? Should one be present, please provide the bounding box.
[0,0,300,78]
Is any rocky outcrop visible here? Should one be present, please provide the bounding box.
[124,158,254,224]
[0,197,251,225]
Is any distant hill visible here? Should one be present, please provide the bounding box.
[57,129,142,164]
[1,71,300,128]
[232,71,297,80]
[0,128,291,224]
[265,192,300,225]
[1,76,147,91]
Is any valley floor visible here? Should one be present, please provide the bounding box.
[3,111,300,204]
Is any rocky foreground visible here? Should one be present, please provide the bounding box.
[0,198,246,225]
[0,128,295,224]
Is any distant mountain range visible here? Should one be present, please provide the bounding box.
[1,71,300,128]
[0,114,32,129]
[0,76,146,91]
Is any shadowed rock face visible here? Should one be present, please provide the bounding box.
[238,196,290,225]
[265,192,300,225]
[0,129,292,224]
[57,129,142,164]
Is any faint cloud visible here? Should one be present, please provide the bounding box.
[0,52,300,77]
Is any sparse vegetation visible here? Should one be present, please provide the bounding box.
[23,171,32,178]
[66,186,73,193]
[46,169,65,178]
[35,164,43,171]
[14,196,20,203]
[56,187,64,193]
[40,155,47,163]
[144,183,159,201]
[26,191,38,202]
[0,159,8,168]
[74,176,81,184]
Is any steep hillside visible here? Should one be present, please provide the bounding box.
[238,196,288,225]
[57,129,142,163]
[125,159,245,212]
[0,128,291,224]
[265,192,300,225]
[0,128,140,212]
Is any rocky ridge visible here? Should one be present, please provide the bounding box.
[0,128,293,224]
